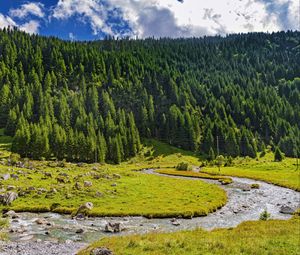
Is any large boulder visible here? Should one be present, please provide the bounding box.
[3,210,19,219]
[104,222,125,233]
[280,205,295,214]
[0,192,18,205]
[91,247,113,255]
[74,202,94,216]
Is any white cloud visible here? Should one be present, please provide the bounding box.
[19,20,40,34]
[9,2,44,19]
[0,14,16,29]
[52,0,299,38]
[288,0,300,30]
[0,12,40,34]
[69,32,76,40]
[52,0,114,36]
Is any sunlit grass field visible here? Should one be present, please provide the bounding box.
[202,153,300,191]
[156,169,233,184]
[78,215,300,255]
[1,133,300,253]
[0,137,225,218]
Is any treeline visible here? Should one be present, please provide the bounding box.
[0,28,299,162]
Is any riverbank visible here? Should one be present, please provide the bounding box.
[1,171,299,255]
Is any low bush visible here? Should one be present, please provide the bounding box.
[259,210,271,221]
[176,162,191,171]
[259,151,266,158]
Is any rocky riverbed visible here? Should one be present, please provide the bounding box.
[0,170,299,255]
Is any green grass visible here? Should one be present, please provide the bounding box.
[0,161,226,218]
[156,169,233,184]
[0,218,8,240]
[78,215,300,255]
[139,139,201,168]
[203,153,300,191]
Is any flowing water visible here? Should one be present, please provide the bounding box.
[6,169,300,245]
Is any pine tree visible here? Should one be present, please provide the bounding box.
[274,147,284,162]
[208,147,215,160]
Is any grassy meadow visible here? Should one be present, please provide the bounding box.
[0,136,226,218]
[202,153,300,191]
[1,131,300,254]
[79,215,300,255]
[156,169,233,184]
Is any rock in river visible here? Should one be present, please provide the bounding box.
[279,205,295,214]
[104,222,125,233]
[76,228,84,234]
[3,210,19,219]
[35,218,49,225]
[170,218,180,226]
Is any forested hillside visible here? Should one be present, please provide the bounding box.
[0,28,299,162]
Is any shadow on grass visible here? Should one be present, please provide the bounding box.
[142,138,203,160]
[0,128,12,153]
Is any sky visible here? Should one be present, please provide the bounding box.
[0,0,299,40]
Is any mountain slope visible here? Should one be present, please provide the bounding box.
[0,28,299,162]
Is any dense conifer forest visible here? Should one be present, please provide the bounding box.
[0,28,299,163]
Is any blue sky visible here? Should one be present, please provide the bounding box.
[0,0,299,40]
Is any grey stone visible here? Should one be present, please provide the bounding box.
[7,185,16,191]
[84,181,93,187]
[0,192,18,205]
[4,210,19,219]
[75,228,84,234]
[104,222,125,233]
[1,174,10,180]
[91,247,113,255]
[280,205,295,214]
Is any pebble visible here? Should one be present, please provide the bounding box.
[0,241,86,255]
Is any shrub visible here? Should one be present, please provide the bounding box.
[259,210,271,221]
[200,161,207,167]
[224,156,233,167]
[215,155,225,171]
[259,150,266,158]
[208,147,215,160]
[57,159,67,167]
[218,178,233,185]
[176,162,191,171]
[9,153,21,165]
[144,150,152,157]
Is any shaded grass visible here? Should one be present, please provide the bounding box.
[0,218,8,240]
[203,153,300,191]
[78,215,300,255]
[0,128,12,156]
[139,139,201,168]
